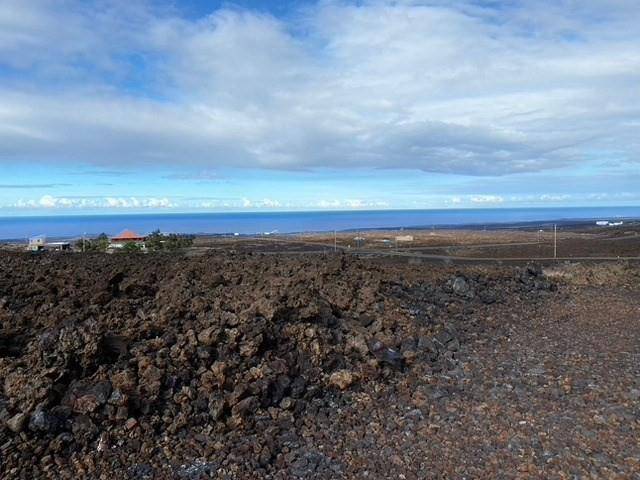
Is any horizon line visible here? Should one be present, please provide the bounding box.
[0,204,639,220]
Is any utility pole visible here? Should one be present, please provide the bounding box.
[82,233,86,253]
[334,230,337,252]
[553,224,557,259]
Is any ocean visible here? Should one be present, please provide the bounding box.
[0,206,638,240]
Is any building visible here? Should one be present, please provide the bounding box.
[110,230,146,244]
[27,236,71,252]
[596,221,624,227]
[353,236,365,248]
[46,242,71,251]
[109,230,146,250]
[28,235,46,252]
[395,235,414,242]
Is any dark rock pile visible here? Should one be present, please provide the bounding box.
[0,252,554,478]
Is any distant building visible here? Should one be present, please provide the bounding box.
[27,236,71,252]
[109,230,146,250]
[28,235,46,252]
[46,242,71,251]
[395,235,414,242]
[596,221,624,227]
[110,230,146,244]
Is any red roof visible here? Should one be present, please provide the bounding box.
[111,230,145,241]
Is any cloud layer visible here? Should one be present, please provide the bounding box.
[14,195,175,209]
[0,0,639,177]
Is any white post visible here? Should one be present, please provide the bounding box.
[553,224,557,259]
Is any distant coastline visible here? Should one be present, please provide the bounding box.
[0,206,639,242]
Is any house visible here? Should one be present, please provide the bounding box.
[395,235,414,242]
[28,235,46,252]
[109,230,146,250]
[110,230,145,244]
[27,236,71,252]
[46,242,71,251]
[596,221,624,227]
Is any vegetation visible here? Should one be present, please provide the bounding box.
[75,231,193,253]
[145,229,194,252]
[122,242,142,253]
[75,233,110,252]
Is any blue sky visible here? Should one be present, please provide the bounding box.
[0,0,638,215]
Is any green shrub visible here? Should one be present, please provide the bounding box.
[122,242,142,253]
[75,233,110,252]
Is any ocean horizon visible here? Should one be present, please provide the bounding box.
[0,206,639,241]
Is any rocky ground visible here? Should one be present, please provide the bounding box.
[440,235,640,259]
[0,251,638,479]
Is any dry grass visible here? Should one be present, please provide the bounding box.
[544,261,638,286]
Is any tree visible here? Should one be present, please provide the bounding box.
[165,233,193,250]
[146,229,165,252]
[122,242,142,253]
[76,233,110,252]
[145,231,194,252]
[94,233,109,252]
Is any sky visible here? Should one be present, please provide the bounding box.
[0,0,638,215]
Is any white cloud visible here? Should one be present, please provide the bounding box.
[237,198,282,208]
[145,197,173,208]
[318,200,342,208]
[344,199,365,208]
[539,194,571,202]
[316,198,389,209]
[38,194,57,208]
[259,198,281,208]
[470,195,504,204]
[14,195,175,209]
[198,200,219,208]
[0,1,638,176]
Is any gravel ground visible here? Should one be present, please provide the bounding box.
[442,235,640,258]
[0,251,638,479]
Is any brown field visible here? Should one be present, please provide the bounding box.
[187,223,640,262]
